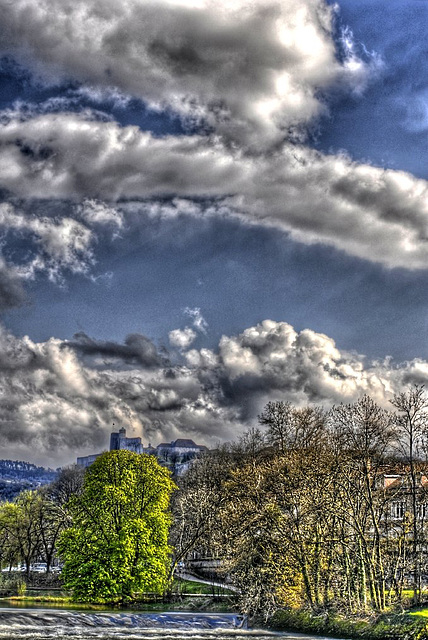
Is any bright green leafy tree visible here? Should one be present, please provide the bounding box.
[58,450,175,602]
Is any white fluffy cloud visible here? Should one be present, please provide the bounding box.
[1,318,428,466]
[1,113,428,269]
[0,0,420,274]
[0,325,236,465]
[0,202,94,281]
[0,0,375,148]
[78,200,123,230]
[217,320,394,408]
[0,113,241,199]
[169,327,197,349]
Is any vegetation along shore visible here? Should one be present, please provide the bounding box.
[3,387,428,638]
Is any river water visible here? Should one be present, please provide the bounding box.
[0,608,342,640]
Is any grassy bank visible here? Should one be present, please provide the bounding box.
[0,596,111,610]
[0,595,236,613]
[173,578,236,596]
[0,586,237,614]
[0,574,234,601]
[268,609,428,640]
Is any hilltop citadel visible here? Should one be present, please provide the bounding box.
[77,427,207,475]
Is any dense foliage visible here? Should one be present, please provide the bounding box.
[0,485,67,576]
[58,450,175,602]
[270,609,428,640]
[173,388,428,618]
[2,386,428,622]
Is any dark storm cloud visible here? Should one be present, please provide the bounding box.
[0,259,26,311]
[68,331,168,368]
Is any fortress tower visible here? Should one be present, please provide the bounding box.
[109,426,143,454]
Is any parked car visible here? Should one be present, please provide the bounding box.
[1,565,25,572]
[29,563,47,573]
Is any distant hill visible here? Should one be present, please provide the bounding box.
[0,460,58,501]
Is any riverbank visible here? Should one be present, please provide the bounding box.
[3,597,427,639]
[268,608,428,640]
[0,593,236,614]
[4,594,428,639]
[0,574,236,608]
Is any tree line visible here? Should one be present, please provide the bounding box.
[172,387,428,617]
[1,386,428,617]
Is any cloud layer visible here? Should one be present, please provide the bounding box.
[0,0,426,466]
[1,318,428,466]
[0,0,373,148]
[0,0,424,281]
[0,202,94,281]
[1,113,427,269]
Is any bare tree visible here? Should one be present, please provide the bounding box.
[169,446,233,578]
[258,401,294,452]
[329,396,396,611]
[391,385,428,605]
[259,402,326,452]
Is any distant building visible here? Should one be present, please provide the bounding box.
[384,471,428,521]
[77,429,207,475]
[110,427,143,454]
[76,453,102,468]
[157,438,208,459]
[156,439,208,475]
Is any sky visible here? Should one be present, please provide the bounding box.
[0,0,427,467]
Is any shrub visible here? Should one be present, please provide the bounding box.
[269,609,428,640]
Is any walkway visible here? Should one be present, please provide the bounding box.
[175,570,240,593]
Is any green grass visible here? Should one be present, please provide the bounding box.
[172,578,235,595]
[411,610,428,618]
[0,595,111,610]
[401,590,428,599]
[0,580,236,611]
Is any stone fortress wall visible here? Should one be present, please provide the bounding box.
[77,427,207,475]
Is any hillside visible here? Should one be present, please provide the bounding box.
[0,460,58,501]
